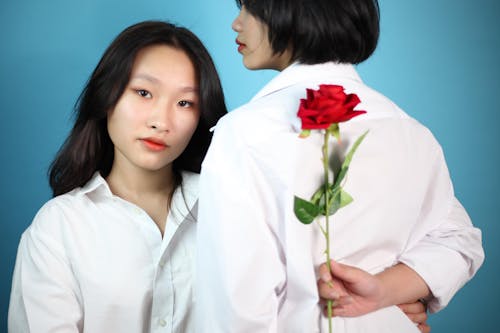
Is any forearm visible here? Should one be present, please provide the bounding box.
[375,263,430,309]
[398,198,484,312]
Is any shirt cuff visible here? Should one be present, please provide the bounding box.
[398,243,471,313]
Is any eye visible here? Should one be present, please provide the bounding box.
[136,89,152,99]
[178,100,194,108]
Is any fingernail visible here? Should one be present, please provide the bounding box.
[329,290,339,299]
[321,274,332,284]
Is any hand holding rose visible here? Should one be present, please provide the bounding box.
[317,260,431,333]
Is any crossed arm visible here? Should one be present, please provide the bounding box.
[317,261,430,333]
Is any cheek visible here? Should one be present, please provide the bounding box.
[186,114,200,139]
[110,104,143,130]
[107,105,144,145]
[177,113,200,145]
[106,113,120,144]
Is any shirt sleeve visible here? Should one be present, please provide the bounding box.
[397,132,484,313]
[195,114,286,332]
[8,203,83,332]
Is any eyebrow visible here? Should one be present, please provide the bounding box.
[131,74,198,92]
[131,73,161,84]
[179,86,198,93]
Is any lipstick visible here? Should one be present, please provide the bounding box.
[236,39,246,53]
[141,138,167,151]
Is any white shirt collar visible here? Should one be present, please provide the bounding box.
[251,62,362,102]
[78,171,199,224]
[79,172,113,196]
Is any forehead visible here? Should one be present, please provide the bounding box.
[131,44,197,85]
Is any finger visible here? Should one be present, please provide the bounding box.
[317,279,340,300]
[323,303,340,317]
[330,260,367,284]
[323,296,353,316]
[322,296,352,308]
[319,262,333,283]
[331,305,349,317]
[418,323,431,333]
[335,295,353,307]
[322,301,338,317]
[404,312,428,325]
[398,301,426,314]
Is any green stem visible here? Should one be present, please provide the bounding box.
[322,131,333,333]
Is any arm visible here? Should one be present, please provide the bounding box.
[317,261,428,316]
[316,125,482,325]
[317,261,430,333]
[397,133,483,313]
[8,206,83,332]
[398,197,483,313]
[195,115,285,332]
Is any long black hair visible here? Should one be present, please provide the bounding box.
[235,0,380,64]
[49,21,227,196]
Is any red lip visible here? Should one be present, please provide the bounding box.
[236,38,246,52]
[141,137,167,151]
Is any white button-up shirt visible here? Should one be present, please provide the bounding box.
[196,63,484,332]
[9,171,198,333]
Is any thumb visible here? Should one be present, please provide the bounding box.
[330,260,368,284]
[318,261,334,283]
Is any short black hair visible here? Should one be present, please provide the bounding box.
[49,21,227,196]
[236,0,380,64]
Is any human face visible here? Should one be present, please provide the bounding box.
[107,45,200,175]
[232,6,291,71]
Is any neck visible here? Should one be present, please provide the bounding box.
[106,164,176,201]
[106,164,177,236]
[275,48,293,71]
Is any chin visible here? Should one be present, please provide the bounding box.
[242,61,258,70]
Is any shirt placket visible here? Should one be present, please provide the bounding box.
[150,215,180,332]
[118,199,174,332]
[151,254,173,332]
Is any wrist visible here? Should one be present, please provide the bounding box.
[373,272,392,310]
[374,263,430,308]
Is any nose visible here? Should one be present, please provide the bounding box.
[147,104,171,132]
[232,10,242,32]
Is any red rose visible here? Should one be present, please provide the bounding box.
[297,84,366,130]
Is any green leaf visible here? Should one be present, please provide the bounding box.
[294,196,320,224]
[310,187,324,206]
[310,183,335,215]
[333,130,369,188]
[326,187,342,215]
[327,188,353,216]
[310,182,333,206]
[338,189,353,209]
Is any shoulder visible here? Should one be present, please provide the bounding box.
[348,115,444,168]
[17,194,79,259]
[24,189,91,241]
[33,192,83,222]
[213,86,307,142]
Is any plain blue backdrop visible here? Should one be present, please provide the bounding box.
[1,1,499,332]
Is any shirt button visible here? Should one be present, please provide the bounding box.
[159,261,165,268]
[159,319,167,327]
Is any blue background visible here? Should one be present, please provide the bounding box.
[1,0,499,331]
